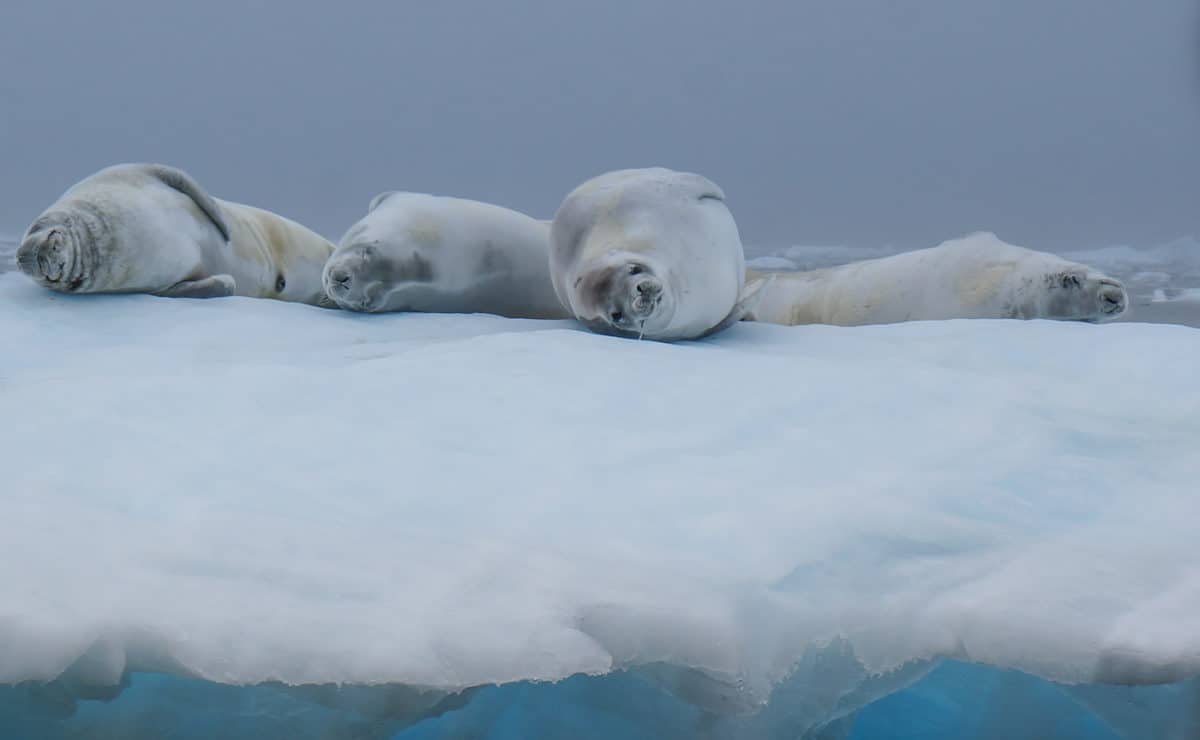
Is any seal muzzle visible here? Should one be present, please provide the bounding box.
[17,226,76,288]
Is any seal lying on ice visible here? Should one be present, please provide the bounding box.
[745,233,1127,326]
[323,191,568,318]
[16,163,333,304]
[549,167,766,341]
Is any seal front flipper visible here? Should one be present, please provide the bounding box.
[699,273,775,338]
[143,164,232,242]
[155,274,236,298]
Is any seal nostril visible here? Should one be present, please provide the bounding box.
[635,279,659,296]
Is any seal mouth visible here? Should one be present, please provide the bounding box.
[324,269,384,312]
[324,245,386,312]
[606,275,663,333]
[630,277,663,317]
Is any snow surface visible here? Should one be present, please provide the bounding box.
[1,270,1199,736]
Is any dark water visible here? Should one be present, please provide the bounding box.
[2,658,1196,739]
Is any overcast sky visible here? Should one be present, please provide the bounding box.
[2,0,1197,250]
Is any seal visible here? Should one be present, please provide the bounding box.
[323,191,569,318]
[745,232,1128,326]
[15,163,334,305]
[549,167,765,341]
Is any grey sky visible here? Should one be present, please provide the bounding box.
[2,0,1197,250]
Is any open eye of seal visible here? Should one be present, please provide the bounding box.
[628,265,644,275]
[611,311,624,322]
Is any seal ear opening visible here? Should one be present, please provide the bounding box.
[144,164,231,243]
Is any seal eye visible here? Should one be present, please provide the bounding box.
[628,265,643,275]
[275,274,286,292]
[610,311,624,323]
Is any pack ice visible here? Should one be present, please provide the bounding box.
[0,270,1197,739]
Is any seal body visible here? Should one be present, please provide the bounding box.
[550,168,758,341]
[323,192,568,318]
[746,233,1128,326]
[16,163,334,304]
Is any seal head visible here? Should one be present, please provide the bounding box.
[323,242,436,313]
[571,254,676,337]
[16,208,107,292]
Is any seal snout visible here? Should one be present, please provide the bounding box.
[597,265,669,336]
[327,266,353,292]
[1097,278,1127,319]
[631,276,663,317]
[323,245,381,311]
[17,227,72,286]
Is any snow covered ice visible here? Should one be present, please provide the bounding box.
[1,267,1199,738]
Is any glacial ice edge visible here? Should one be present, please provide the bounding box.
[4,643,1197,740]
